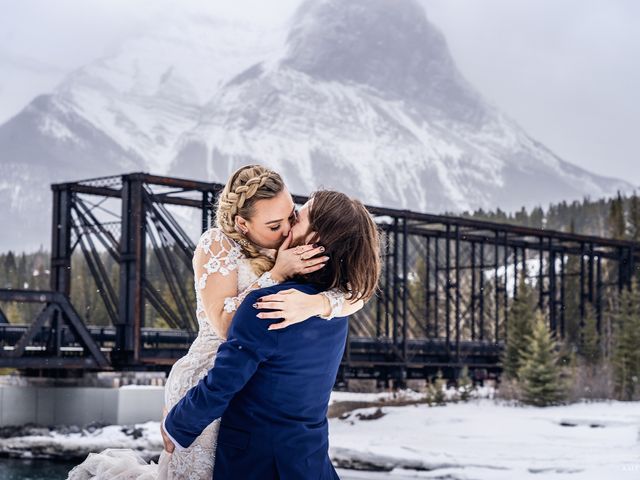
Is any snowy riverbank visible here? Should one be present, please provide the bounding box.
[1,391,638,479]
[329,398,640,479]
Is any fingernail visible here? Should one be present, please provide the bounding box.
[258,297,263,301]
[319,246,325,252]
[256,313,262,318]
[253,303,258,308]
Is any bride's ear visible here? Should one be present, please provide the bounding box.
[235,216,249,234]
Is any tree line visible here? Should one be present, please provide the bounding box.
[1,192,639,404]
[494,191,640,404]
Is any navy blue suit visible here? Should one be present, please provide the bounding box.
[164,281,347,479]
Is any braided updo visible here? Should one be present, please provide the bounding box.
[215,164,285,275]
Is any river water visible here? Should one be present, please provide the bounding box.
[0,459,408,480]
[0,458,77,479]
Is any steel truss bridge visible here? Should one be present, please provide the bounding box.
[0,173,638,384]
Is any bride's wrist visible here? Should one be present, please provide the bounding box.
[269,268,286,283]
[318,293,332,318]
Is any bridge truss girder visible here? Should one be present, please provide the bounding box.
[0,172,638,382]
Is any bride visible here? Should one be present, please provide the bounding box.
[68,164,364,479]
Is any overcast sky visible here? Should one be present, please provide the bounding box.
[1,0,638,186]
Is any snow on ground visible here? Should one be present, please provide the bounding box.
[1,392,638,479]
[329,390,423,404]
[329,398,640,479]
[329,385,494,405]
[0,422,162,461]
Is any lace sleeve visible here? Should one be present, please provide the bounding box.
[192,229,244,336]
[318,288,347,320]
[193,228,243,290]
[222,271,280,314]
[194,229,280,318]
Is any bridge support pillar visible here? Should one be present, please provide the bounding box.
[50,184,72,295]
[116,175,147,367]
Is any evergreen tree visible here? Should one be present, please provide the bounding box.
[561,219,583,352]
[459,190,638,239]
[629,192,640,286]
[628,191,640,242]
[457,365,473,401]
[479,278,496,341]
[514,206,528,227]
[407,255,428,336]
[427,369,447,406]
[608,191,626,240]
[518,310,566,406]
[2,251,17,288]
[494,208,508,223]
[17,253,28,289]
[579,302,601,366]
[502,275,536,380]
[530,207,544,229]
[563,218,582,351]
[612,279,640,401]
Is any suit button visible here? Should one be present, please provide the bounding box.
[238,345,243,350]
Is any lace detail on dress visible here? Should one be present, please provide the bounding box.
[222,271,280,313]
[160,228,271,478]
[69,227,275,480]
[318,288,347,319]
[257,271,278,288]
[196,228,243,289]
[193,228,246,336]
[223,296,237,313]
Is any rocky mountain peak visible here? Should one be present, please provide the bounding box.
[283,0,483,122]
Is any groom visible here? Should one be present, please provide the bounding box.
[161,190,381,479]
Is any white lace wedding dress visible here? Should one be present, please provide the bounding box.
[67,228,345,480]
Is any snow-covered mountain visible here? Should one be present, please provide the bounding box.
[0,0,634,251]
[0,14,286,251]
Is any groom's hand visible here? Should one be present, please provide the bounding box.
[270,232,328,282]
[160,422,175,453]
[256,288,324,330]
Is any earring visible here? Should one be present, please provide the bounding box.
[235,223,250,247]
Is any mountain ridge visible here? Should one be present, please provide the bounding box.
[0,0,634,251]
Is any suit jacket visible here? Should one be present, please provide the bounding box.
[164,281,347,480]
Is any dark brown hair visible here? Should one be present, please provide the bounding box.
[301,190,381,302]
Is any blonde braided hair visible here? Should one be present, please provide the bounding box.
[215,165,285,275]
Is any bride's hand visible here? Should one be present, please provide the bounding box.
[269,231,329,282]
[254,288,330,330]
[160,422,175,454]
